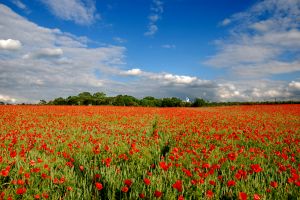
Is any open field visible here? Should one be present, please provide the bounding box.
[0,105,299,199]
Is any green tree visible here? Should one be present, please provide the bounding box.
[39,100,47,105]
[78,92,93,105]
[52,97,67,105]
[192,98,207,107]
[93,92,106,105]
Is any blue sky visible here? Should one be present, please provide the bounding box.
[0,0,299,103]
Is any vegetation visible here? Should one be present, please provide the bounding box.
[0,105,299,199]
[37,91,299,107]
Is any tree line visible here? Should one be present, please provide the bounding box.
[34,92,300,107]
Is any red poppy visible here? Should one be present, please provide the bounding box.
[121,186,129,193]
[94,173,101,179]
[124,179,133,187]
[253,194,261,200]
[178,195,184,200]
[17,179,24,185]
[154,190,162,198]
[143,178,151,185]
[270,181,278,188]
[209,180,216,186]
[227,180,236,187]
[239,192,247,200]
[95,182,103,190]
[1,169,9,177]
[16,187,26,195]
[228,152,237,161]
[79,165,84,171]
[206,190,214,198]
[172,180,183,192]
[42,193,49,199]
[251,164,262,173]
[10,150,17,158]
[139,193,145,198]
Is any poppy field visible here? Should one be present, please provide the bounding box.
[0,105,299,200]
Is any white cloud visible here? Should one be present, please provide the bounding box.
[289,81,300,90]
[161,44,176,49]
[121,68,142,76]
[0,94,16,103]
[145,0,163,36]
[150,73,198,85]
[220,18,231,26]
[205,0,300,78]
[234,61,300,77]
[217,84,243,100]
[0,39,21,50]
[40,0,99,25]
[23,48,63,59]
[113,37,127,44]
[0,3,298,103]
[0,4,125,103]
[11,0,27,10]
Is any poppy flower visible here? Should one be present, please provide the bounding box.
[42,193,49,198]
[143,178,151,185]
[154,190,162,198]
[178,195,184,200]
[228,152,237,161]
[239,192,247,200]
[79,165,84,171]
[1,169,9,177]
[206,190,214,198]
[95,182,103,190]
[172,180,183,192]
[270,181,278,188]
[251,164,262,173]
[209,180,216,186]
[227,180,236,187]
[121,186,129,193]
[124,179,133,187]
[16,187,26,195]
[253,194,261,200]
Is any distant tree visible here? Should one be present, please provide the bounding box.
[93,92,106,105]
[161,97,182,107]
[78,92,93,105]
[0,101,4,105]
[39,100,47,105]
[66,96,80,105]
[192,98,207,107]
[112,95,139,106]
[140,96,161,107]
[52,97,67,105]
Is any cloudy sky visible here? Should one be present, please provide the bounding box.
[0,0,299,103]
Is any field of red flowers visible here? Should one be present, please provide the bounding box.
[0,105,299,200]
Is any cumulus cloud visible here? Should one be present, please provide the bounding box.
[40,0,99,25]
[0,94,16,103]
[145,0,163,36]
[0,39,21,50]
[205,0,300,77]
[0,4,125,103]
[0,3,298,103]
[289,81,300,90]
[23,48,63,59]
[121,68,142,76]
